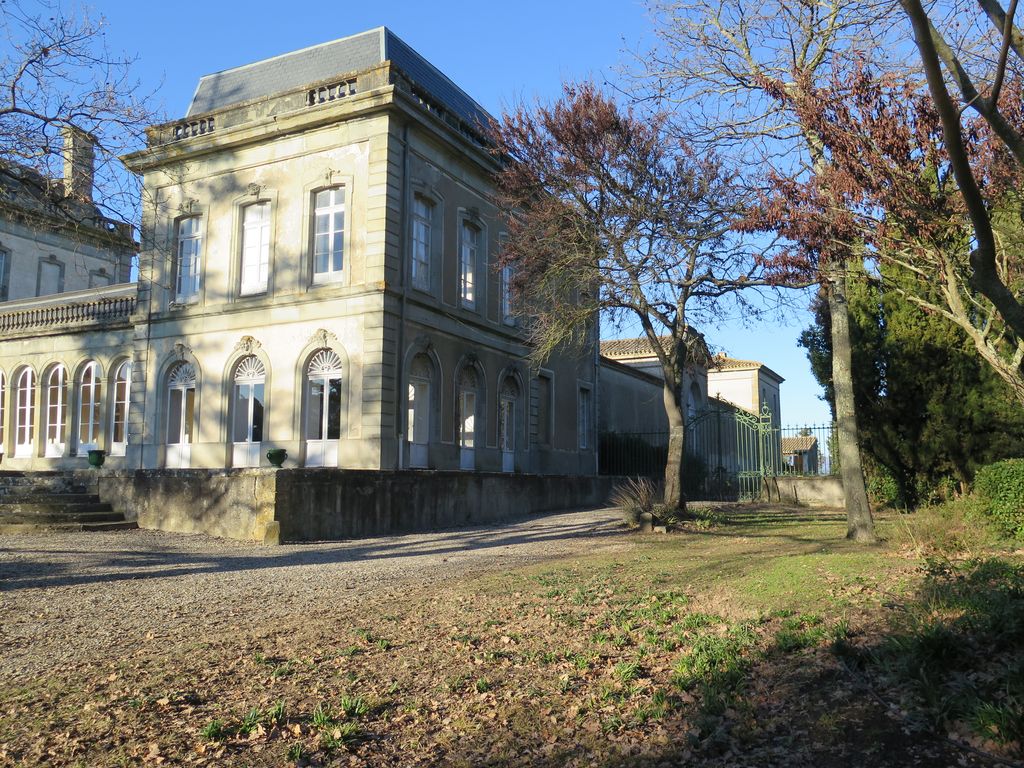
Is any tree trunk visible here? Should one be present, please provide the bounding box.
[663,383,688,513]
[826,267,877,543]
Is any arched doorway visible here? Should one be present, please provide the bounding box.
[305,349,343,467]
[231,356,266,467]
[166,362,197,468]
[407,354,432,469]
[498,376,520,473]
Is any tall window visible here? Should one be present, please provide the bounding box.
[167,363,197,446]
[411,195,432,291]
[500,264,514,324]
[0,370,6,452]
[407,354,432,469]
[15,368,34,457]
[578,386,592,450]
[499,376,520,473]
[313,188,345,283]
[536,374,552,447]
[38,257,63,297]
[240,202,271,295]
[45,365,68,456]
[77,361,102,453]
[110,361,131,456]
[306,350,343,440]
[459,221,478,308]
[175,217,202,302]
[0,248,9,301]
[458,367,479,456]
[232,356,266,444]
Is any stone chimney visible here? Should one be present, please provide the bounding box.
[61,125,95,202]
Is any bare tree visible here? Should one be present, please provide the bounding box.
[639,0,904,541]
[491,84,770,512]
[0,0,158,229]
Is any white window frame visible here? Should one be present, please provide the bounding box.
[0,247,9,301]
[578,385,592,450]
[166,363,197,468]
[312,187,345,284]
[459,221,478,309]
[500,264,514,324]
[232,356,266,467]
[14,369,34,458]
[411,195,432,292]
[175,216,202,303]
[45,365,68,457]
[110,361,131,456]
[77,361,102,454]
[240,201,271,295]
[0,370,6,453]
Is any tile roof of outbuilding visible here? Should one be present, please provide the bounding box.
[186,26,492,131]
[782,435,818,453]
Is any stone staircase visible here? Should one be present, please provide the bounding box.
[0,471,136,534]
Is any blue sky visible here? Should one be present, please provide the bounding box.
[91,0,832,426]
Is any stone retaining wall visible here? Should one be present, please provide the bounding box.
[97,469,614,544]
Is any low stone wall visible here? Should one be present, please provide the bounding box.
[96,469,613,544]
[273,470,613,542]
[768,475,845,507]
[98,469,279,543]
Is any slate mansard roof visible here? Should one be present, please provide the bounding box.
[186,26,493,130]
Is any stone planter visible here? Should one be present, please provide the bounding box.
[266,448,288,468]
[87,449,106,468]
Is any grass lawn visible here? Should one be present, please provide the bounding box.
[1,505,1021,767]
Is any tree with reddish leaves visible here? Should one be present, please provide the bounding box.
[745,60,1024,407]
[490,84,769,513]
[640,0,898,542]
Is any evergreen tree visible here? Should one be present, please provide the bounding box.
[800,264,1024,507]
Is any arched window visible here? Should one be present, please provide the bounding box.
[498,376,520,473]
[407,354,432,468]
[14,368,34,457]
[44,365,68,457]
[232,356,266,467]
[110,361,131,456]
[166,362,197,468]
[77,361,102,454]
[458,365,480,470]
[305,349,343,467]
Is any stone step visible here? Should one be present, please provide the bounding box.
[0,493,101,504]
[0,476,96,493]
[0,501,113,516]
[0,508,121,524]
[0,471,131,535]
[0,519,138,535]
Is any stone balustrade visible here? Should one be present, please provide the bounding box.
[0,284,137,336]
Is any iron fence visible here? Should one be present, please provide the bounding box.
[599,409,838,501]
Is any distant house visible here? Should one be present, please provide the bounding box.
[782,434,819,475]
[707,353,785,426]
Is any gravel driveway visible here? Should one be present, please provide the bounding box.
[0,508,626,685]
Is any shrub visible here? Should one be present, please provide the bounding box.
[866,465,901,509]
[974,459,1024,539]
[611,477,659,527]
